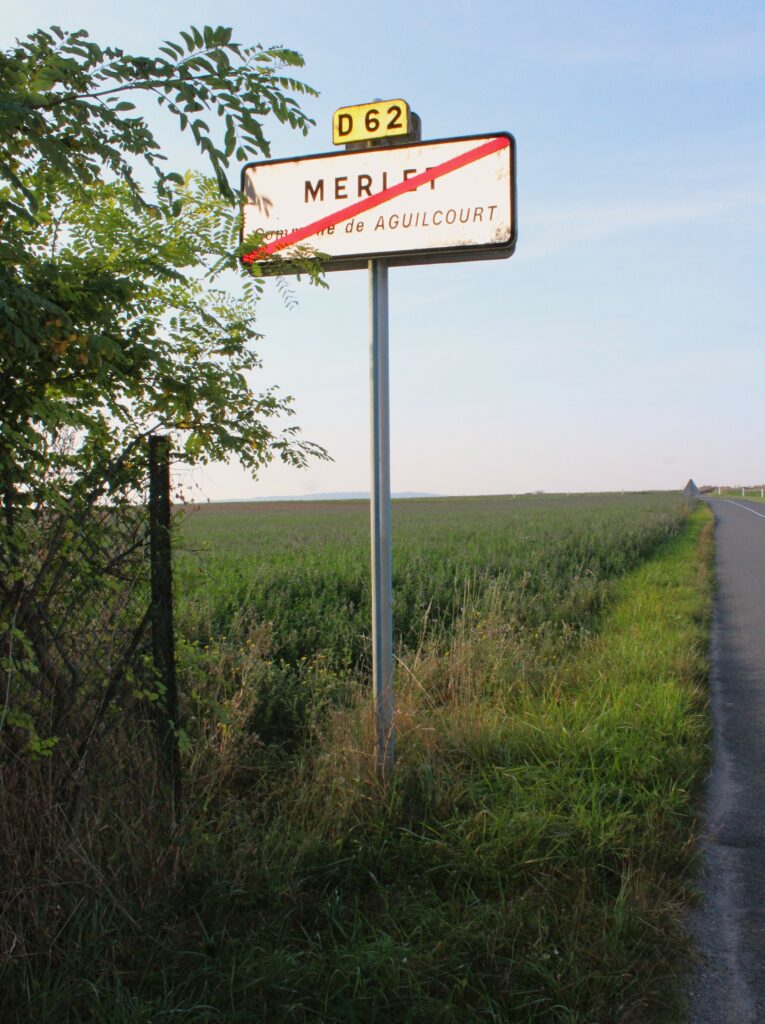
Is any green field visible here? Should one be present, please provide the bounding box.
[5,492,712,1023]
[176,492,691,743]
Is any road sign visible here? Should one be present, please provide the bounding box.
[241,133,516,272]
[239,123,518,780]
[333,99,411,145]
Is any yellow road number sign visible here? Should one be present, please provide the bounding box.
[333,99,411,145]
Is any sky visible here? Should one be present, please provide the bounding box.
[5,1,764,498]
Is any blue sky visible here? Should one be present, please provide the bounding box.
[6,2,764,497]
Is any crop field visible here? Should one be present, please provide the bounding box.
[179,494,688,643]
[176,492,690,739]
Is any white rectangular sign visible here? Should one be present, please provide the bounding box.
[241,133,516,271]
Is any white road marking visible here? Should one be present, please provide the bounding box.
[727,500,765,520]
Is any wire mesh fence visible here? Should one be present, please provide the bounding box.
[0,438,177,825]
[1,437,184,966]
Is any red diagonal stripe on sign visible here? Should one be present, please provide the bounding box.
[242,135,510,263]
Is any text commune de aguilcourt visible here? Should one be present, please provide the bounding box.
[255,169,499,240]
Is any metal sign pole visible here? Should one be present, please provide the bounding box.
[369,257,394,779]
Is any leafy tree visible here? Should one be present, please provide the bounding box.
[0,27,327,767]
[0,24,325,532]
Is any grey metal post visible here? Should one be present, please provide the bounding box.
[149,435,181,814]
[369,258,394,778]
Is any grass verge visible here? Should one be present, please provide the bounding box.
[4,506,713,1023]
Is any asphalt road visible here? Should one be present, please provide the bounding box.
[689,499,765,1023]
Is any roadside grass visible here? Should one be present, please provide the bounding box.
[5,503,712,1022]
